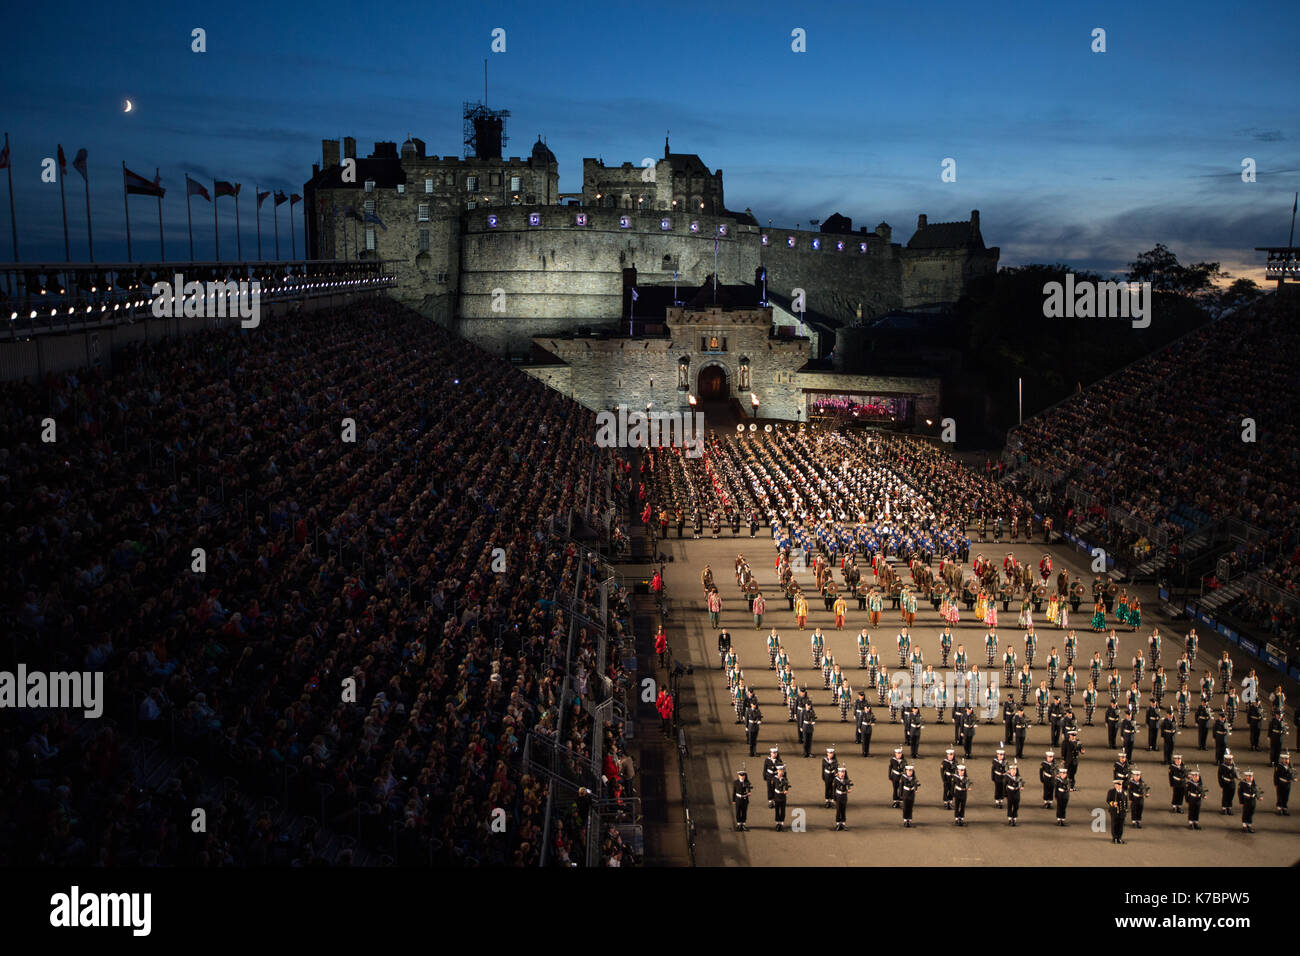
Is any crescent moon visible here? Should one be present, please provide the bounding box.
[124,99,134,113]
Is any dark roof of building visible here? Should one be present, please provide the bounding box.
[684,275,766,311]
[308,156,406,191]
[907,216,984,250]
[821,213,854,234]
[531,136,556,166]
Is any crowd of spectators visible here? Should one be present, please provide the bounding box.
[1004,292,1300,645]
[0,298,634,866]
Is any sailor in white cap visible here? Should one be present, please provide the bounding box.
[732,769,753,831]
[900,764,920,826]
[941,748,958,809]
[889,746,905,807]
[833,764,854,830]
[953,764,971,825]
[1040,750,1057,808]
[991,747,1007,807]
[1004,763,1022,824]
[763,746,781,807]
[1185,767,1205,828]
[821,746,839,807]
[1127,767,1149,827]
[1275,753,1293,815]
[772,764,791,830]
[1238,768,1259,832]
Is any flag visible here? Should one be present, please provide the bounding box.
[274,190,288,206]
[215,180,240,198]
[0,139,8,169]
[363,211,386,230]
[57,144,67,175]
[631,288,638,301]
[124,165,165,197]
[186,176,211,201]
[257,189,271,208]
[71,148,88,181]
[289,193,301,205]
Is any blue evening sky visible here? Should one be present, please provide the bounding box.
[0,0,1296,280]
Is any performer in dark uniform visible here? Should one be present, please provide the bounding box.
[732,769,753,831]
[1040,750,1057,808]
[1274,753,1292,815]
[953,765,972,825]
[1120,711,1137,761]
[745,699,763,756]
[1185,768,1204,829]
[1247,700,1263,752]
[1160,709,1178,765]
[1105,701,1120,749]
[991,747,1008,807]
[908,705,924,758]
[763,746,782,806]
[1196,702,1211,750]
[1064,728,1084,790]
[1126,768,1148,828]
[1106,778,1129,844]
[1237,769,1259,833]
[900,765,920,826]
[1168,754,1187,813]
[1268,711,1287,767]
[859,703,876,757]
[889,747,905,807]
[1212,712,1230,766]
[941,749,957,809]
[1013,706,1028,759]
[802,701,818,757]
[961,705,976,759]
[1145,700,1161,752]
[1217,752,1237,815]
[832,765,854,830]
[1004,763,1023,825]
[1053,767,1071,826]
[821,746,839,807]
[772,764,791,830]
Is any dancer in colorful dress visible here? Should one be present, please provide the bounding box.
[1116,589,1130,627]
[1091,600,1107,632]
[1128,598,1142,632]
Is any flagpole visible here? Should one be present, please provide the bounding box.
[82,161,93,263]
[155,168,164,262]
[290,201,296,259]
[122,162,133,263]
[234,188,241,260]
[58,146,69,261]
[213,178,220,261]
[5,134,17,262]
[185,176,195,260]
[274,197,279,260]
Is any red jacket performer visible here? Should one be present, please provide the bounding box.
[655,626,669,668]
[657,689,675,737]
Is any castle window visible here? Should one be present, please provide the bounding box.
[364,180,375,193]
[525,195,535,204]
[365,227,376,250]
[418,203,430,222]
[364,199,376,215]
[467,175,479,193]
[396,183,405,194]
[425,178,434,194]
[435,272,448,283]
[418,230,430,251]
[490,172,501,187]
[510,175,522,193]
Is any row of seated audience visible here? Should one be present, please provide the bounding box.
[1004,292,1299,648]
[0,298,633,866]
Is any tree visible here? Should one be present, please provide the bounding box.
[1127,244,1226,296]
